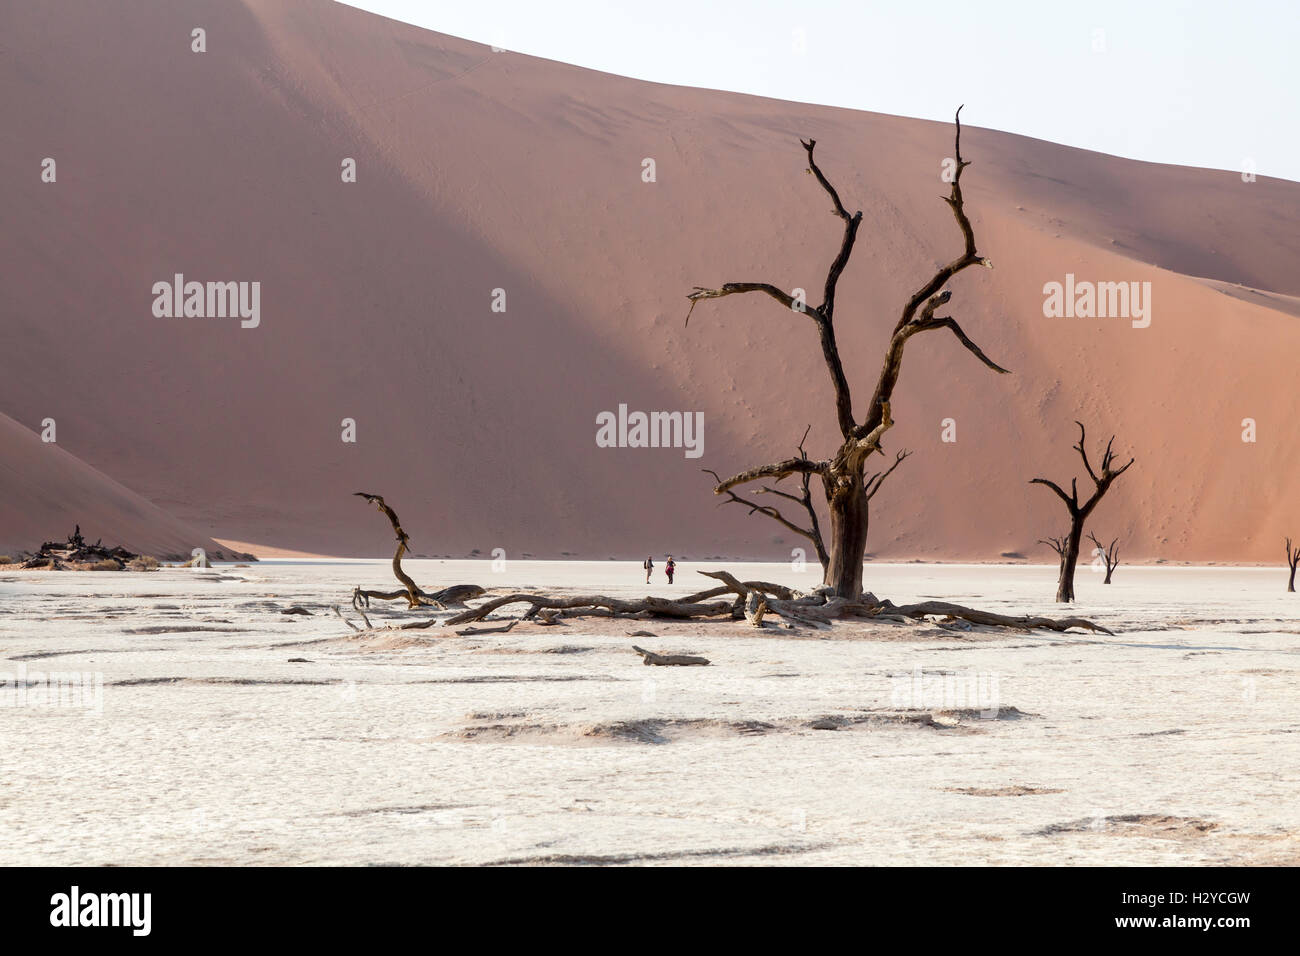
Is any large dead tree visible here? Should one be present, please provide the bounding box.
[1030,423,1134,602]
[687,107,1007,598]
[1087,532,1120,584]
[1287,538,1299,592]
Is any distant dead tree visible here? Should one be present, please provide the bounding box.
[1087,532,1120,584]
[1287,538,1299,592]
[687,107,1007,598]
[352,492,483,610]
[1031,422,1134,602]
[705,425,910,576]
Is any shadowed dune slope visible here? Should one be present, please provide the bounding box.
[0,413,230,560]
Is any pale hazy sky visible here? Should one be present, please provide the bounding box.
[340,0,1299,182]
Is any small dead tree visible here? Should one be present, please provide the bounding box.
[354,492,427,607]
[1087,532,1120,584]
[687,107,1007,598]
[1030,423,1134,602]
[352,492,484,611]
[1287,538,1299,592]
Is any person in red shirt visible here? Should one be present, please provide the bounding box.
[665,556,676,584]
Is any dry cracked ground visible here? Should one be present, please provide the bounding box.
[2,561,1297,865]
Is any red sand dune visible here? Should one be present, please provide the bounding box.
[2,0,1298,562]
[0,412,230,560]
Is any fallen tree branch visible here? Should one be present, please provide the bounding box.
[332,605,360,632]
[455,621,519,636]
[877,599,1114,635]
[432,567,1115,636]
[679,579,797,603]
[444,593,735,626]
[632,646,710,666]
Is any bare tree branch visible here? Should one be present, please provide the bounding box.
[710,455,827,494]
[1029,478,1076,509]
[897,105,991,328]
[801,137,863,323]
[705,468,819,545]
[1039,536,1067,557]
[687,142,863,438]
[912,312,1012,374]
[865,449,912,500]
[685,283,798,326]
[854,107,1005,440]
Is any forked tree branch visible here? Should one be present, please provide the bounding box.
[896,106,990,327]
[686,140,863,439]
[1039,536,1067,557]
[865,449,912,500]
[705,468,819,547]
[1087,532,1120,572]
[753,424,830,568]
[801,137,864,324]
[856,107,1005,440]
[1032,422,1135,520]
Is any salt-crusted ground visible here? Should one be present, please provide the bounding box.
[1,560,1297,866]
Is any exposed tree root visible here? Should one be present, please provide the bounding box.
[436,569,1115,635]
[873,599,1114,635]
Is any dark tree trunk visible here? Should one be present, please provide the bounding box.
[824,473,869,599]
[1290,567,1297,593]
[1104,567,1114,584]
[1057,525,1083,603]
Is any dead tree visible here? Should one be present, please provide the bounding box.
[1287,538,1299,592]
[354,492,428,607]
[1030,423,1134,602]
[687,107,1007,598]
[1087,532,1120,584]
[21,525,141,569]
[352,493,484,610]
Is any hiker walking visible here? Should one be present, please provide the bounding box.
[665,555,676,584]
[643,555,654,584]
